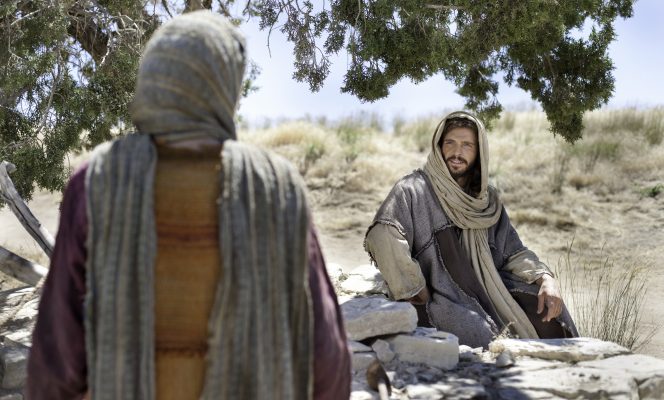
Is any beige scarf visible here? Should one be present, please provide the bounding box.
[84,11,312,400]
[423,111,538,339]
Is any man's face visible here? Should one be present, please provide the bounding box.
[440,127,478,183]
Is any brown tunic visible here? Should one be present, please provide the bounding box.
[153,145,222,399]
[26,145,351,400]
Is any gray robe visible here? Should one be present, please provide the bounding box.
[365,170,578,348]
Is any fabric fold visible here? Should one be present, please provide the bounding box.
[422,111,538,340]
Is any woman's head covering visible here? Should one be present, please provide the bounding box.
[131,10,246,141]
[85,12,313,400]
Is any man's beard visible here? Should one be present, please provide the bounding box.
[445,156,472,180]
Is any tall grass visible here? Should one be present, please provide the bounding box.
[583,107,664,145]
[555,242,658,350]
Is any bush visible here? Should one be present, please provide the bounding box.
[555,242,658,350]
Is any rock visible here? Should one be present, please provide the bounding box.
[439,378,487,399]
[371,339,395,363]
[0,344,29,390]
[340,264,388,296]
[578,354,664,399]
[341,297,417,341]
[12,297,38,321]
[326,263,347,288]
[386,328,459,370]
[406,378,486,400]
[349,340,372,353]
[2,328,33,347]
[405,383,446,398]
[490,356,566,379]
[578,353,664,382]
[352,351,378,372]
[0,393,23,400]
[495,350,515,368]
[496,365,638,399]
[489,338,630,362]
[638,376,664,400]
[459,345,483,362]
[497,388,566,399]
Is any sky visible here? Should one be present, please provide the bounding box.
[237,0,664,124]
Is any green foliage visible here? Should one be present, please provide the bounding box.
[1,0,635,199]
[1,0,156,199]
[302,142,326,174]
[639,184,663,199]
[331,112,380,163]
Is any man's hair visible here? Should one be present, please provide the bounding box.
[439,117,482,197]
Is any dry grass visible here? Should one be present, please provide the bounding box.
[2,108,662,352]
[240,119,422,234]
[240,108,663,352]
[554,242,658,350]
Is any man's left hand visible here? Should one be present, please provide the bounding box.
[536,274,563,322]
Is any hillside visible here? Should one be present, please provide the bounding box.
[1,108,662,356]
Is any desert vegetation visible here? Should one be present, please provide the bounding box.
[1,107,662,353]
[242,107,664,352]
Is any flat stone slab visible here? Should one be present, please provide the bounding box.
[578,354,664,382]
[372,339,395,363]
[386,328,459,370]
[1,344,29,390]
[349,340,372,353]
[579,354,664,399]
[496,365,638,399]
[489,337,631,362]
[339,264,387,296]
[341,297,417,341]
[351,351,377,372]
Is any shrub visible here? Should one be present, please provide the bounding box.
[555,242,658,350]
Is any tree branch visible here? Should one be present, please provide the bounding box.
[0,245,47,286]
[67,3,109,64]
[0,161,55,258]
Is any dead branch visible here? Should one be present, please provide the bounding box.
[0,245,47,286]
[0,161,55,258]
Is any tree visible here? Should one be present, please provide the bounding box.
[1,0,634,200]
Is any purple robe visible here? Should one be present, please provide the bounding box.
[26,165,351,400]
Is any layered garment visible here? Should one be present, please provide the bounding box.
[365,111,578,348]
[365,170,578,348]
[26,147,351,399]
[27,10,351,400]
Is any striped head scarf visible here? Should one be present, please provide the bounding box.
[84,11,312,400]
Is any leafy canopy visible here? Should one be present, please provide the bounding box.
[1,0,634,199]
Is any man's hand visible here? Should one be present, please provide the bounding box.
[406,286,431,305]
[536,274,563,322]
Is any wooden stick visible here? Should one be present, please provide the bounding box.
[0,245,47,286]
[0,161,55,257]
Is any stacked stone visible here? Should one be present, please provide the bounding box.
[0,287,38,400]
[2,264,664,399]
[339,264,664,400]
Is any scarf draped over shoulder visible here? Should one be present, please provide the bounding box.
[423,111,538,340]
[84,11,312,400]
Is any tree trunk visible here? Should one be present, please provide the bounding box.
[0,161,55,258]
[0,245,47,286]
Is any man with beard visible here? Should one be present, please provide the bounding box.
[365,111,578,348]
